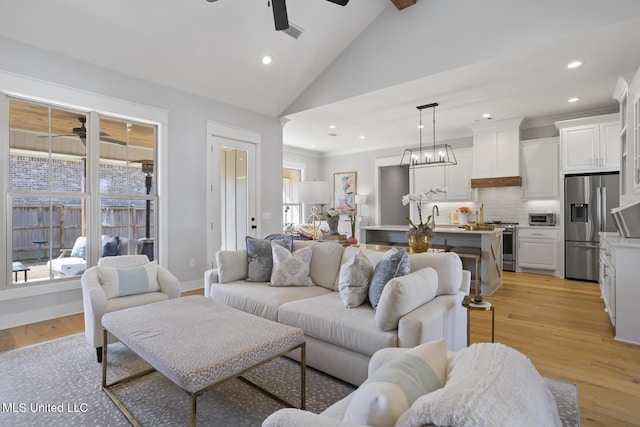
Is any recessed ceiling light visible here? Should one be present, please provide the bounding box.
[568,97,580,103]
[359,135,365,139]
[417,124,424,129]
[567,61,583,69]
[328,125,336,129]
[262,55,273,65]
[482,113,492,119]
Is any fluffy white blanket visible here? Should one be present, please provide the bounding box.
[395,343,562,427]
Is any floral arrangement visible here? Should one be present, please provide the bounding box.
[458,206,472,214]
[401,187,448,239]
[325,208,340,218]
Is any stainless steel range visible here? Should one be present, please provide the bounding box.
[486,221,518,272]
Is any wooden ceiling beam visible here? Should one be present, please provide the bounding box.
[390,0,417,10]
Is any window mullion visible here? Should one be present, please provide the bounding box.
[86,111,102,265]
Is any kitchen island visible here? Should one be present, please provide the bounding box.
[361,225,503,295]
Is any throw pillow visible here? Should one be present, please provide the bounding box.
[246,236,292,282]
[97,261,160,299]
[375,267,439,331]
[338,251,374,308]
[102,236,119,257]
[269,245,314,287]
[309,242,344,290]
[394,343,562,427]
[215,250,248,283]
[408,252,463,295]
[344,338,448,427]
[369,248,410,310]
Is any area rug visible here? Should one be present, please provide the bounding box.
[0,334,355,426]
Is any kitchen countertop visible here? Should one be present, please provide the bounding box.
[601,232,640,248]
[362,225,504,235]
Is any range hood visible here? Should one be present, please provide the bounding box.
[471,176,522,188]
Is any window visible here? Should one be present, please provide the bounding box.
[5,98,157,286]
[282,168,302,233]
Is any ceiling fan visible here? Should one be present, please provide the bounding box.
[206,0,350,31]
[40,117,126,146]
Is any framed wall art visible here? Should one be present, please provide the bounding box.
[333,171,357,212]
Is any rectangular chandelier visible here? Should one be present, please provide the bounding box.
[399,102,457,168]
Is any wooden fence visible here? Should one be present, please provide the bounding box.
[12,204,154,262]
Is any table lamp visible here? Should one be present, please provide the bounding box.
[298,180,330,240]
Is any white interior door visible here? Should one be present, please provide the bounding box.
[220,144,256,249]
[207,122,260,265]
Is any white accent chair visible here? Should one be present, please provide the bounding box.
[81,255,181,362]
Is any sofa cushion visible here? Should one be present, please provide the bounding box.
[246,236,292,282]
[210,281,331,322]
[369,248,410,310]
[408,252,463,295]
[376,267,439,332]
[344,338,448,427]
[309,242,344,290]
[278,292,397,356]
[395,343,562,427]
[338,251,374,308]
[97,261,160,299]
[215,250,248,283]
[102,236,119,257]
[70,236,87,259]
[270,245,314,287]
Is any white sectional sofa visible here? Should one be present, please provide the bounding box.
[204,240,470,386]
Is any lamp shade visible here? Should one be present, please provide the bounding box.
[299,181,330,204]
[355,194,367,205]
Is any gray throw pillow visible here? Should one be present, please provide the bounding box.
[369,248,410,310]
[246,236,293,282]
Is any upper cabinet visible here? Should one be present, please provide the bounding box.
[615,66,640,203]
[470,117,524,179]
[411,147,472,201]
[521,137,559,200]
[556,114,620,173]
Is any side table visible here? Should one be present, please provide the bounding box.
[462,296,495,346]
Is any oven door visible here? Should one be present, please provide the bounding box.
[502,230,516,272]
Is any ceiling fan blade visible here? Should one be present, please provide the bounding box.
[272,0,289,31]
[326,0,349,5]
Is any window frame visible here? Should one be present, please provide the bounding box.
[0,73,168,298]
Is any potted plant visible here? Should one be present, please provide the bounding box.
[325,208,340,235]
[401,187,447,252]
[458,206,473,225]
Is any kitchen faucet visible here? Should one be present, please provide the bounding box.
[431,205,439,229]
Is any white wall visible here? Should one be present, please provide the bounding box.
[0,36,284,328]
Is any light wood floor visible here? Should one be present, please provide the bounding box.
[1,276,639,426]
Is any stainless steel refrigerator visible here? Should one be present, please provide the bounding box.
[565,172,619,281]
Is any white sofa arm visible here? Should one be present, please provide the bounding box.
[157,266,181,299]
[459,270,471,294]
[203,268,219,298]
[262,408,364,427]
[81,267,108,348]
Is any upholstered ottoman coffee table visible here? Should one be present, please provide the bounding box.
[101,295,306,426]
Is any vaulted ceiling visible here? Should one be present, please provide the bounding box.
[1,0,640,156]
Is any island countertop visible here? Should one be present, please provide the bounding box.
[361,225,504,235]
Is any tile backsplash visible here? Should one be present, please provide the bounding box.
[423,187,561,226]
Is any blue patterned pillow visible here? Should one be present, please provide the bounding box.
[246,236,293,282]
[369,248,410,310]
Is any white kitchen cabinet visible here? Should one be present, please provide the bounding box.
[600,233,640,345]
[411,147,472,201]
[521,138,559,199]
[412,166,446,200]
[556,114,620,173]
[470,117,523,179]
[445,147,473,200]
[517,227,559,272]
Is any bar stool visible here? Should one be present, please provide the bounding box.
[451,246,482,302]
